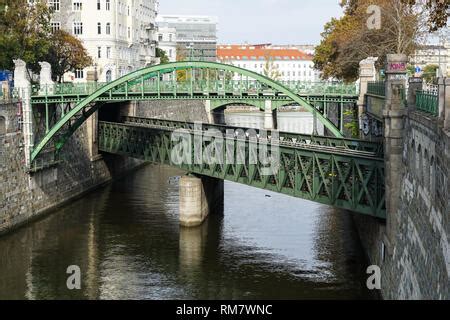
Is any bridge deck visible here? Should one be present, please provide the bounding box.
[97,118,386,219]
[29,81,358,105]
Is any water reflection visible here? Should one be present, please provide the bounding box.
[0,163,374,300]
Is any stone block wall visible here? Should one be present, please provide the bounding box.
[124,100,209,123]
[0,101,142,235]
[354,111,449,300]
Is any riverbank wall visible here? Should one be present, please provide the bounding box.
[0,101,143,235]
[353,57,449,300]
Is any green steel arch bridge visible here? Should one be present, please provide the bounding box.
[27,61,384,219]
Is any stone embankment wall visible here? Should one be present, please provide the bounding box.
[0,101,141,235]
[354,56,449,300]
[354,112,449,299]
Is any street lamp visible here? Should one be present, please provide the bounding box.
[94,63,98,83]
[186,42,195,61]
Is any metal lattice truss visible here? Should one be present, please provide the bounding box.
[123,116,384,157]
[98,120,386,219]
[29,62,356,163]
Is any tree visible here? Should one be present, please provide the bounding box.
[407,0,449,32]
[45,30,93,82]
[340,0,449,32]
[314,0,447,81]
[263,55,281,81]
[156,48,170,64]
[0,0,52,75]
[422,64,439,83]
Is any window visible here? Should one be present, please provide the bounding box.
[169,34,173,42]
[97,0,101,10]
[73,22,83,35]
[73,1,82,11]
[75,69,84,79]
[127,27,130,38]
[97,22,101,34]
[49,0,60,12]
[98,47,102,59]
[106,23,111,35]
[106,0,110,10]
[158,34,163,41]
[106,47,111,59]
[51,22,61,33]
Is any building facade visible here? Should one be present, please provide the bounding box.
[411,44,450,78]
[156,15,218,62]
[48,0,159,82]
[217,45,320,82]
[157,26,177,62]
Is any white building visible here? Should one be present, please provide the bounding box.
[156,15,218,61]
[411,44,450,77]
[157,26,177,62]
[48,0,159,82]
[217,45,320,82]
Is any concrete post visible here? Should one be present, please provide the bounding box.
[358,57,378,120]
[205,99,214,124]
[14,59,33,167]
[438,78,450,129]
[407,77,423,110]
[383,54,408,248]
[38,62,54,95]
[264,100,276,130]
[86,110,101,162]
[445,79,450,130]
[179,175,224,227]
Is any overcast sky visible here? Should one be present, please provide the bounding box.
[159,0,344,45]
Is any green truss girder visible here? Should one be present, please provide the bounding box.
[122,116,384,157]
[97,121,386,218]
[30,62,349,163]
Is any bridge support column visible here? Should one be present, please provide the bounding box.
[14,59,33,167]
[264,100,276,130]
[383,54,408,248]
[205,100,214,124]
[407,77,423,110]
[205,100,224,124]
[438,78,450,130]
[179,175,224,227]
[358,57,377,135]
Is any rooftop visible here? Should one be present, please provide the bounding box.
[156,15,219,24]
[217,45,313,61]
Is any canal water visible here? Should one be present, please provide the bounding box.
[0,112,375,300]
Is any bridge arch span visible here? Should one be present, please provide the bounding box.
[31,61,343,162]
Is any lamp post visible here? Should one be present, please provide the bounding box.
[94,63,98,83]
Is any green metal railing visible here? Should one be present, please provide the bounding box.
[30,80,358,98]
[367,81,385,97]
[416,90,439,116]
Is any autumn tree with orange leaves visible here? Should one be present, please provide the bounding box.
[45,30,92,82]
[314,0,449,81]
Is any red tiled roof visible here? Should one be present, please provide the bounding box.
[217,45,313,61]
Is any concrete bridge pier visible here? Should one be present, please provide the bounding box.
[264,100,277,130]
[383,54,408,247]
[205,100,225,124]
[179,174,224,227]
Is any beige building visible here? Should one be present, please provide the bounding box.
[46,0,159,82]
